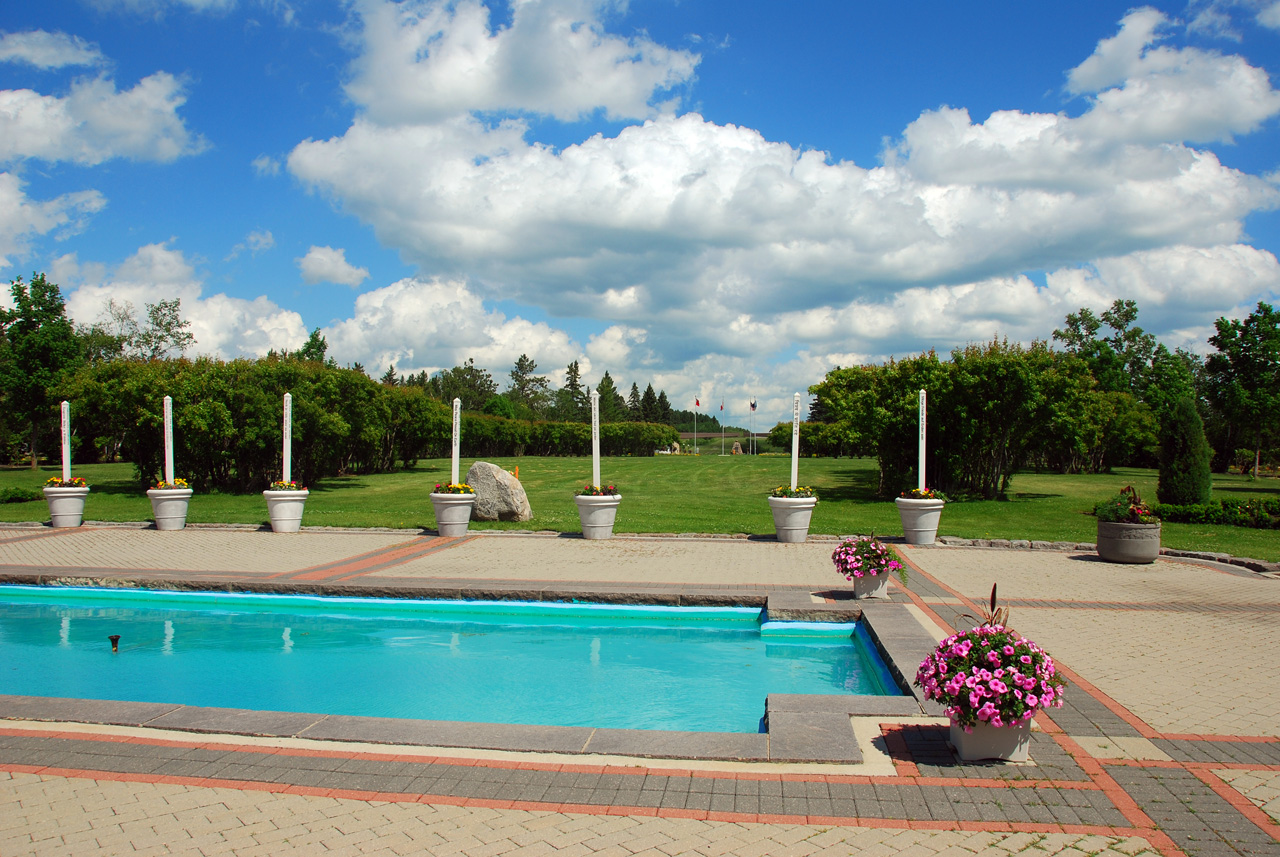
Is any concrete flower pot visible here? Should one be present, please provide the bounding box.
[146,488,194,531]
[895,497,945,545]
[852,571,890,599]
[1096,521,1161,564]
[950,717,1032,762]
[263,489,309,533]
[767,496,818,543]
[575,494,621,540]
[43,486,90,528]
[431,493,477,538]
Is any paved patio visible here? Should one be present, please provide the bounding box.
[1,523,1278,856]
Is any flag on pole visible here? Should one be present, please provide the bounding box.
[720,401,723,411]
[750,400,757,412]
[695,398,700,407]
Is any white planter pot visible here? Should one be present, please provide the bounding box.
[43,486,90,528]
[146,488,194,531]
[768,496,818,543]
[575,494,621,540]
[852,571,890,599]
[949,716,1031,762]
[263,489,309,533]
[1096,521,1161,564]
[895,497,945,545]
[431,493,477,538]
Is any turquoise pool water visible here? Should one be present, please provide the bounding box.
[0,586,900,733]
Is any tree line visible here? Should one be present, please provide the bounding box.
[0,274,677,490]
[784,299,1278,500]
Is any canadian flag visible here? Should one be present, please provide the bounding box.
[720,401,723,411]
[695,398,700,407]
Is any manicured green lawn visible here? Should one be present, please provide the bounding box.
[2,456,1276,561]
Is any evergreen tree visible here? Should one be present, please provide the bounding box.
[507,354,551,416]
[626,382,642,420]
[1157,396,1213,505]
[551,360,587,422]
[595,371,626,422]
[656,389,673,424]
[380,364,399,386]
[641,383,659,422]
[296,328,331,364]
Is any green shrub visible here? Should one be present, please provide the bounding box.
[1157,396,1212,505]
[0,487,42,504]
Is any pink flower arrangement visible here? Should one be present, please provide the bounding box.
[915,624,1065,731]
[832,536,903,580]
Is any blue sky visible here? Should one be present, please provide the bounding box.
[2,0,1279,424]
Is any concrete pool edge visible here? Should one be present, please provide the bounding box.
[0,582,945,764]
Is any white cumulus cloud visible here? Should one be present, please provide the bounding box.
[0,172,105,270]
[61,242,309,359]
[0,72,207,165]
[297,245,369,287]
[346,0,699,124]
[0,30,106,69]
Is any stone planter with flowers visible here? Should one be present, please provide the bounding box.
[263,480,308,533]
[147,478,194,531]
[915,587,1066,762]
[895,487,947,545]
[575,483,621,540]
[43,476,90,528]
[431,482,477,537]
[832,535,906,599]
[768,485,817,543]
[1094,486,1161,564]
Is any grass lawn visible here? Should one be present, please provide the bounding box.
[2,456,1276,561]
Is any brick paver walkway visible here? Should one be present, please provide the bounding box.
[1,524,1277,856]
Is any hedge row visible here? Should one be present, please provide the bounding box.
[58,358,679,493]
[1151,498,1280,529]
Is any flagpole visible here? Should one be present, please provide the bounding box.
[720,400,724,456]
[693,398,697,455]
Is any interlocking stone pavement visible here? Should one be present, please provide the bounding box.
[0,771,1167,857]
[1,525,1278,856]
[900,546,1280,738]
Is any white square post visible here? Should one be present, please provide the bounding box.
[918,388,927,492]
[60,401,71,482]
[451,398,461,485]
[790,392,800,490]
[282,393,293,484]
[163,395,175,485]
[590,390,601,488]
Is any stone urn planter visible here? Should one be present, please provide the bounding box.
[43,486,90,528]
[147,488,194,531]
[853,571,891,599]
[575,494,621,540]
[768,496,818,543]
[1096,521,1161,564]
[431,492,477,537]
[263,489,309,533]
[895,497,945,545]
[949,717,1032,762]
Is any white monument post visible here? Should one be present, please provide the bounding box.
[790,392,801,490]
[60,401,71,482]
[918,388,927,492]
[282,392,293,484]
[590,389,601,488]
[451,398,461,485]
[163,395,175,485]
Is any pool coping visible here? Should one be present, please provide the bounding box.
[0,579,944,764]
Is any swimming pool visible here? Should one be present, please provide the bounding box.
[0,586,901,733]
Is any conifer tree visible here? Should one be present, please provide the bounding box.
[1157,396,1213,505]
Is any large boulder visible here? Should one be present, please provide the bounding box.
[465,461,534,522]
